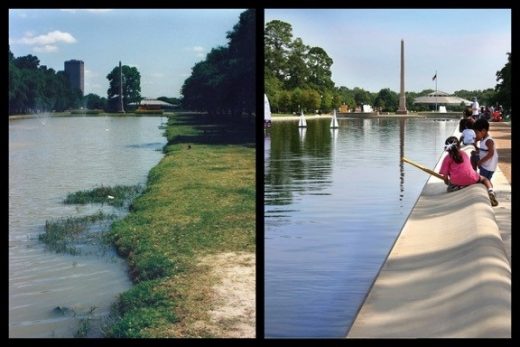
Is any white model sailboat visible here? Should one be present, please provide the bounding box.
[298,110,307,128]
[264,94,272,128]
[330,108,339,128]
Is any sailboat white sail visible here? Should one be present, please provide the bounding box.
[299,126,306,144]
[330,109,339,128]
[264,94,272,128]
[298,110,307,128]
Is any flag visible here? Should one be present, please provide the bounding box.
[432,73,437,81]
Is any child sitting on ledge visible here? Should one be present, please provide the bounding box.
[439,136,498,206]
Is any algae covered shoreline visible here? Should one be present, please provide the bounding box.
[102,112,256,337]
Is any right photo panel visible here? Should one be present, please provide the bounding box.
[264,8,511,338]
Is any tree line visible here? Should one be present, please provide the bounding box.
[265,19,511,114]
[8,47,144,115]
[9,49,83,114]
[181,9,255,117]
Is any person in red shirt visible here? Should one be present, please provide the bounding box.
[439,136,498,206]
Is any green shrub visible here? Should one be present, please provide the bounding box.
[40,211,115,254]
[64,185,143,207]
[134,252,173,281]
[117,280,169,314]
[105,281,176,338]
[106,307,175,338]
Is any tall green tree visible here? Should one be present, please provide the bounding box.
[84,93,107,110]
[181,9,255,117]
[182,46,230,115]
[264,20,335,114]
[106,64,141,111]
[9,48,81,114]
[320,90,333,113]
[285,38,309,90]
[278,90,292,113]
[335,86,356,110]
[374,88,398,112]
[302,89,321,113]
[353,87,373,108]
[307,46,334,92]
[14,54,40,70]
[226,8,256,115]
[265,20,293,81]
[494,52,511,112]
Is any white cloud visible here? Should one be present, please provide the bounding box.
[84,69,106,96]
[13,30,77,46]
[187,46,206,58]
[11,30,77,53]
[33,45,58,53]
[149,72,165,78]
[84,69,99,79]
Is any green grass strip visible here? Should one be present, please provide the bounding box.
[104,113,255,337]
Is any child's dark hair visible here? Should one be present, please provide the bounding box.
[473,118,489,132]
[445,136,463,163]
[458,118,466,132]
[459,116,476,132]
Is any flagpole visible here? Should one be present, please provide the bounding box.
[435,70,437,112]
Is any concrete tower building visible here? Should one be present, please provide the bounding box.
[64,60,84,96]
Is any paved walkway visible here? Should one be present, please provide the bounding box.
[489,122,511,264]
[347,121,511,338]
[490,122,511,183]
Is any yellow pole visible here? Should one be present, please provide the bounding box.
[402,157,445,180]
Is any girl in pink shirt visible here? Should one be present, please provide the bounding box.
[439,136,498,206]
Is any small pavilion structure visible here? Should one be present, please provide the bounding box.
[128,98,177,112]
[413,91,472,110]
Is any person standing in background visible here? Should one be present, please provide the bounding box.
[471,97,480,119]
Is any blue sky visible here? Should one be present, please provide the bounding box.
[265,9,511,94]
[9,9,246,98]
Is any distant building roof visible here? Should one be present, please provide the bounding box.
[413,91,472,106]
[129,98,177,107]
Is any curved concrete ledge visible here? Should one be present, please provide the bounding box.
[347,151,511,338]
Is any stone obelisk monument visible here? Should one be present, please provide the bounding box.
[396,39,408,114]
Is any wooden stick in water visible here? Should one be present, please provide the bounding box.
[402,157,445,180]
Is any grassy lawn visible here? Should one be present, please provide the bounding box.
[103,112,255,337]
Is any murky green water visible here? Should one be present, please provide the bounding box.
[9,116,167,337]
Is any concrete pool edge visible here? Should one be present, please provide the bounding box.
[346,138,511,337]
[269,112,461,122]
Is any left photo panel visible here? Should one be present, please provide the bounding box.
[8,8,256,338]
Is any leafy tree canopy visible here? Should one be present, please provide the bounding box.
[106,64,141,111]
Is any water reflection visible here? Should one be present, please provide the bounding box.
[399,118,405,204]
[266,120,333,207]
[265,117,458,337]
